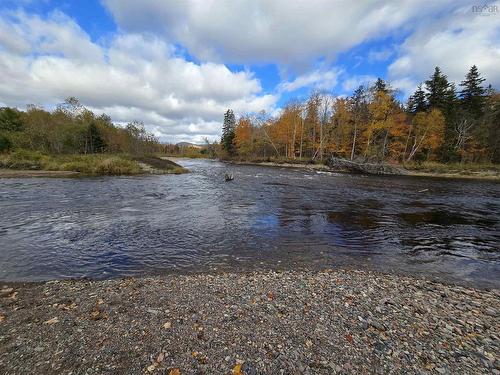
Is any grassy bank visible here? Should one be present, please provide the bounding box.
[0,150,188,176]
[405,161,500,174]
[405,161,500,180]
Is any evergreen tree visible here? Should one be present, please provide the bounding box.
[221,109,236,154]
[486,94,500,163]
[0,107,23,131]
[351,86,369,117]
[485,84,495,99]
[373,78,388,94]
[87,122,106,153]
[425,67,461,161]
[459,65,486,117]
[425,67,451,111]
[445,83,459,114]
[408,84,427,113]
[0,135,11,152]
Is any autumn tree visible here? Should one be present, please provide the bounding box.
[282,102,302,158]
[405,109,445,161]
[228,66,497,165]
[365,89,396,161]
[349,86,370,160]
[316,93,333,161]
[234,116,254,156]
[331,97,353,158]
[303,92,321,158]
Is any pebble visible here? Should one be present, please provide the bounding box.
[1,269,498,375]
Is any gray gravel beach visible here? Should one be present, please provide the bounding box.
[1,268,498,374]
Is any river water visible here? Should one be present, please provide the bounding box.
[0,158,499,287]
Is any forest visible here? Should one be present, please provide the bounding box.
[0,97,160,155]
[220,66,500,166]
[0,98,181,175]
[2,65,499,173]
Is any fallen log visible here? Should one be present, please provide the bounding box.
[326,157,408,175]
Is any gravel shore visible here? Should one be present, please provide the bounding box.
[1,269,498,374]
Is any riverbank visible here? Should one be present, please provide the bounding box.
[229,160,334,172]
[405,162,500,181]
[0,151,188,177]
[1,269,498,374]
[226,159,500,181]
[0,169,81,178]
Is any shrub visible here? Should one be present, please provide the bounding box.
[0,135,11,153]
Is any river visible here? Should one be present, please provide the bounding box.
[0,158,499,287]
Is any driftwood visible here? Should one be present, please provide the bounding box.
[326,157,408,175]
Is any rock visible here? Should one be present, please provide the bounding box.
[241,362,257,375]
[369,320,386,331]
[0,287,13,297]
[485,308,497,317]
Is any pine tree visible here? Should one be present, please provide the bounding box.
[409,84,427,113]
[373,78,388,94]
[87,122,106,153]
[221,109,236,154]
[425,67,462,161]
[445,83,459,115]
[485,84,495,99]
[459,65,486,118]
[425,67,451,111]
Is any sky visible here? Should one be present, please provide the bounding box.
[0,1,499,143]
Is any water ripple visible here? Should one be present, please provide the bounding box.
[0,158,499,287]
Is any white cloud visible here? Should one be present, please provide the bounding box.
[102,0,461,64]
[0,10,277,142]
[368,47,394,63]
[389,1,500,96]
[341,74,377,93]
[278,68,342,93]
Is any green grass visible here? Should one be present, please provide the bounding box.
[405,161,500,175]
[0,150,187,176]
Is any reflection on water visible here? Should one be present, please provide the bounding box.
[399,210,497,226]
[0,158,499,288]
[327,211,379,229]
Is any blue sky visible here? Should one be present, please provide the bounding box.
[0,0,499,142]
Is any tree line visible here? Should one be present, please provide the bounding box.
[221,66,500,164]
[0,97,161,155]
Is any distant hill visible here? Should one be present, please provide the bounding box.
[176,142,204,149]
